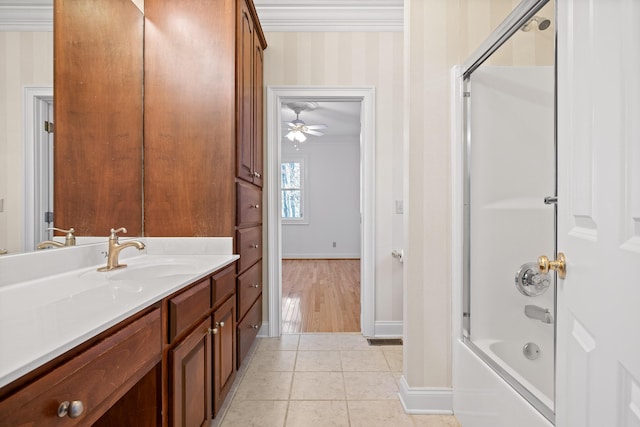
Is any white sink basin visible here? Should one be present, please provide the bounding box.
[106,260,201,281]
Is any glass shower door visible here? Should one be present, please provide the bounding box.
[462,1,556,421]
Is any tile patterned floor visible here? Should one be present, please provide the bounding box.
[213,333,461,427]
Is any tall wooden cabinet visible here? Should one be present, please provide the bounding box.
[237,0,266,188]
[235,0,267,368]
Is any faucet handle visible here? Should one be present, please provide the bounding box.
[48,227,76,246]
[48,227,75,235]
[109,227,128,240]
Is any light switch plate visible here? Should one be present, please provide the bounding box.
[395,200,403,214]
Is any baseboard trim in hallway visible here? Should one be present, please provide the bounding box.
[399,376,454,414]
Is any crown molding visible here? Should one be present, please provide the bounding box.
[253,0,403,32]
[0,0,403,33]
[0,1,52,31]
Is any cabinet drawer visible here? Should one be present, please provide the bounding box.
[168,278,211,343]
[236,226,261,273]
[237,260,262,321]
[212,264,236,309]
[237,296,262,368]
[0,308,161,426]
[236,181,262,227]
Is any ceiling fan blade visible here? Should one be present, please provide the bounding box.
[305,124,327,130]
[304,129,324,136]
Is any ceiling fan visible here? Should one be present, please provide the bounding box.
[284,102,327,143]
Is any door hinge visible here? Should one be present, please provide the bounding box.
[44,121,54,134]
[44,211,54,223]
[463,91,471,98]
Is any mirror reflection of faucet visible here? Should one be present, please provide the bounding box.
[36,227,76,249]
[524,305,554,324]
[97,227,145,272]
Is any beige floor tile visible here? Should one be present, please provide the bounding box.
[219,400,288,427]
[246,350,297,373]
[285,400,349,427]
[412,414,462,427]
[298,333,341,351]
[348,399,414,427]
[338,334,377,350]
[234,371,293,401]
[295,350,342,372]
[290,372,346,400]
[383,348,403,372]
[256,335,300,352]
[343,371,399,400]
[341,350,390,371]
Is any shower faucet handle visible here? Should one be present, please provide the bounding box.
[538,252,567,279]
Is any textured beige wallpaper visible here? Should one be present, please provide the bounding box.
[0,31,53,253]
[264,31,406,324]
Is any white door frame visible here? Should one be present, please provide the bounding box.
[265,86,376,337]
[23,86,53,251]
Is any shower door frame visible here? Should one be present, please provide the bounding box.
[457,0,557,423]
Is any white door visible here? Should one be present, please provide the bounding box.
[557,1,640,426]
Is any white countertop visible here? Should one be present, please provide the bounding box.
[0,238,238,388]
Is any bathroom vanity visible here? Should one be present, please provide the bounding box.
[0,238,240,426]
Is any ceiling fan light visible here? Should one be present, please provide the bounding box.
[285,131,295,141]
[295,131,307,142]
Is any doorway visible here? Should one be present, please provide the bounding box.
[23,86,54,251]
[266,86,376,337]
[280,100,362,333]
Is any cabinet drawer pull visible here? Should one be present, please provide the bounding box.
[251,283,260,288]
[251,244,259,249]
[208,327,219,335]
[58,400,84,418]
[252,171,262,178]
[251,324,259,329]
[219,321,225,328]
[251,204,260,209]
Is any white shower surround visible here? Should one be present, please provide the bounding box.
[452,65,555,427]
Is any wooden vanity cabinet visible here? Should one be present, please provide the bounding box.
[0,307,162,426]
[166,263,237,426]
[212,296,237,415]
[169,317,212,427]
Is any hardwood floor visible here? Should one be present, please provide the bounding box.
[281,259,360,333]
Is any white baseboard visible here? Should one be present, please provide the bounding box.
[258,320,402,339]
[257,321,270,337]
[373,321,403,337]
[398,376,453,414]
[282,253,360,259]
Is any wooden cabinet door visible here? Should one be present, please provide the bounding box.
[252,27,264,188]
[212,296,236,415]
[237,0,255,184]
[169,318,212,427]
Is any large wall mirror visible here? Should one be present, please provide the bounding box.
[0,0,144,254]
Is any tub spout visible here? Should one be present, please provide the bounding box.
[524,305,553,324]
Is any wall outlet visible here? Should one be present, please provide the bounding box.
[332,241,336,248]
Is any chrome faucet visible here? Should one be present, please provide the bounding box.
[37,227,76,249]
[524,305,554,324]
[97,227,145,272]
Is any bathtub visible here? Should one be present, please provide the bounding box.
[477,339,554,411]
[453,338,555,427]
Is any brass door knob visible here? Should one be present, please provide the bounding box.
[538,252,566,279]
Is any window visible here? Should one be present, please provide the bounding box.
[281,159,307,223]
